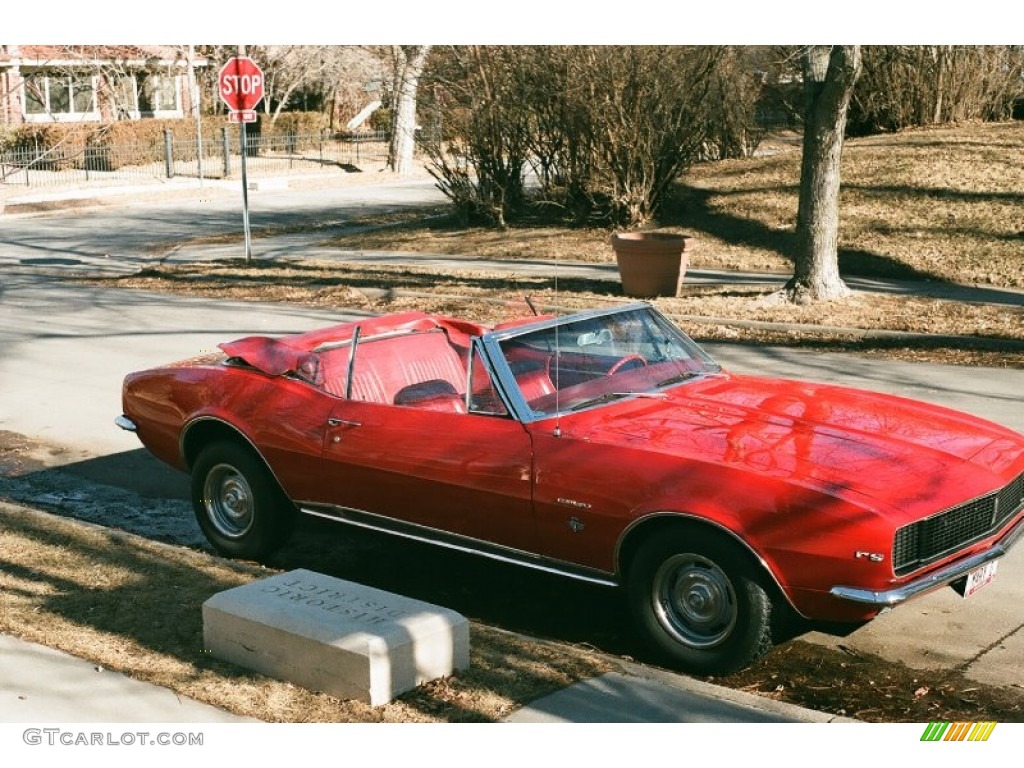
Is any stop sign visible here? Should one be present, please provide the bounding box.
[219,56,264,113]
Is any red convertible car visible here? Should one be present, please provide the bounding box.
[117,302,1024,674]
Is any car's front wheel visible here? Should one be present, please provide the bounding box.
[627,528,773,675]
[191,440,294,560]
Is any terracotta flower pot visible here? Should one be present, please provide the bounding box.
[610,232,695,298]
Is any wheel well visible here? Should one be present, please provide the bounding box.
[618,515,782,601]
[181,419,253,470]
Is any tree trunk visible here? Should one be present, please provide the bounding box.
[388,45,431,176]
[932,45,946,124]
[787,45,861,303]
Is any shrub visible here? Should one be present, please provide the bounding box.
[421,46,757,228]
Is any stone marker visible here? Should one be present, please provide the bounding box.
[203,569,470,706]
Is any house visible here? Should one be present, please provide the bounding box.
[0,45,206,125]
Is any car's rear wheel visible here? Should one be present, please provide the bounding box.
[627,528,773,675]
[191,440,294,560]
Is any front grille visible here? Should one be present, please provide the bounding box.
[893,471,1024,576]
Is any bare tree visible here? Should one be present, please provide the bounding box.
[786,45,862,303]
[387,45,431,175]
[248,46,384,124]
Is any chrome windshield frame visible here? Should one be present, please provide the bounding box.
[477,301,719,425]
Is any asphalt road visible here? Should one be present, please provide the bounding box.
[1,181,1023,695]
[0,175,447,275]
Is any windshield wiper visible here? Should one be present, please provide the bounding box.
[570,391,666,411]
[570,392,628,411]
[656,372,701,388]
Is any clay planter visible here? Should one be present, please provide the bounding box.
[610,232,695,298]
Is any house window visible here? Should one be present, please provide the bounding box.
[138,73,179,113]
[22,72,96,118]
[110,75,140,118]
[24,74,47,114]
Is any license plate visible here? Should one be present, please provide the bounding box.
[958,560,999,599]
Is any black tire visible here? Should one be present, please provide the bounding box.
[626,528,773,675]
[191,440,295,560]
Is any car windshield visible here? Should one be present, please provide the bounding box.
[496,305,721,416]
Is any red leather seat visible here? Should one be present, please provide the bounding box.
[516,368,556,404]
[393,379,468,413]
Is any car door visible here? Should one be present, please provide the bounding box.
[313,398,538,553]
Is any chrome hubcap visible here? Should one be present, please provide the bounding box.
[653,554,737,649]
[204,463,254,539]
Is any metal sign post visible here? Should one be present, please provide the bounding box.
[219,56,265,265]
[240,121,252,263]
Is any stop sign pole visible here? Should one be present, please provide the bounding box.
[219,56,265,264]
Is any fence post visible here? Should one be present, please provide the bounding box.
[222,127,231,177]
[164,129,174,179]
[30,137,39,186]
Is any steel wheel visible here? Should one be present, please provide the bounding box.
[627,527,774,674]
[652,553,738,649]
[191,440,294,559]
[203,462,256,539]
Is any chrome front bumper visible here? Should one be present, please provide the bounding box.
[830,513,1024,608]
[114,415,137,432]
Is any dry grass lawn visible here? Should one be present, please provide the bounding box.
[316,123,1024,288]
[0,500,610,722]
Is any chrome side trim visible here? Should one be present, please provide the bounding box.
[832,513,1024,607]
[298,502,620,587]
[114,415,137,432]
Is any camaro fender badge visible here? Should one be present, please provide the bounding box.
[557,498,592,510]
[855,550,885,562]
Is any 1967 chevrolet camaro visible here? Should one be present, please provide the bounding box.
[116,302,1024,673]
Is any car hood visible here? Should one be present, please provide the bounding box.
[570,373,1024,517]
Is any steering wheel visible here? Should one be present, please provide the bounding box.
[607,354,648,375]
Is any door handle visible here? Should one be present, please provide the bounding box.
[327,418,362,427]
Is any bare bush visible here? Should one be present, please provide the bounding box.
[423,46,753,228]
[422,47,531,228]
[850,46,1024,134]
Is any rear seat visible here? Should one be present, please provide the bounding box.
[320,331,467,409]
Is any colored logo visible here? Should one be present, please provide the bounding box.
[921,722,997,742]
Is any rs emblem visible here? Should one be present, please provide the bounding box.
[855,551,885,562]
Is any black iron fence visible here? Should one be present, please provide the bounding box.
[0,129,389,188]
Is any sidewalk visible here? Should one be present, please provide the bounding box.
[6,172,1024,312]
[0,634,256,723]
[164,233,1024,309]
[0,629,846,724]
